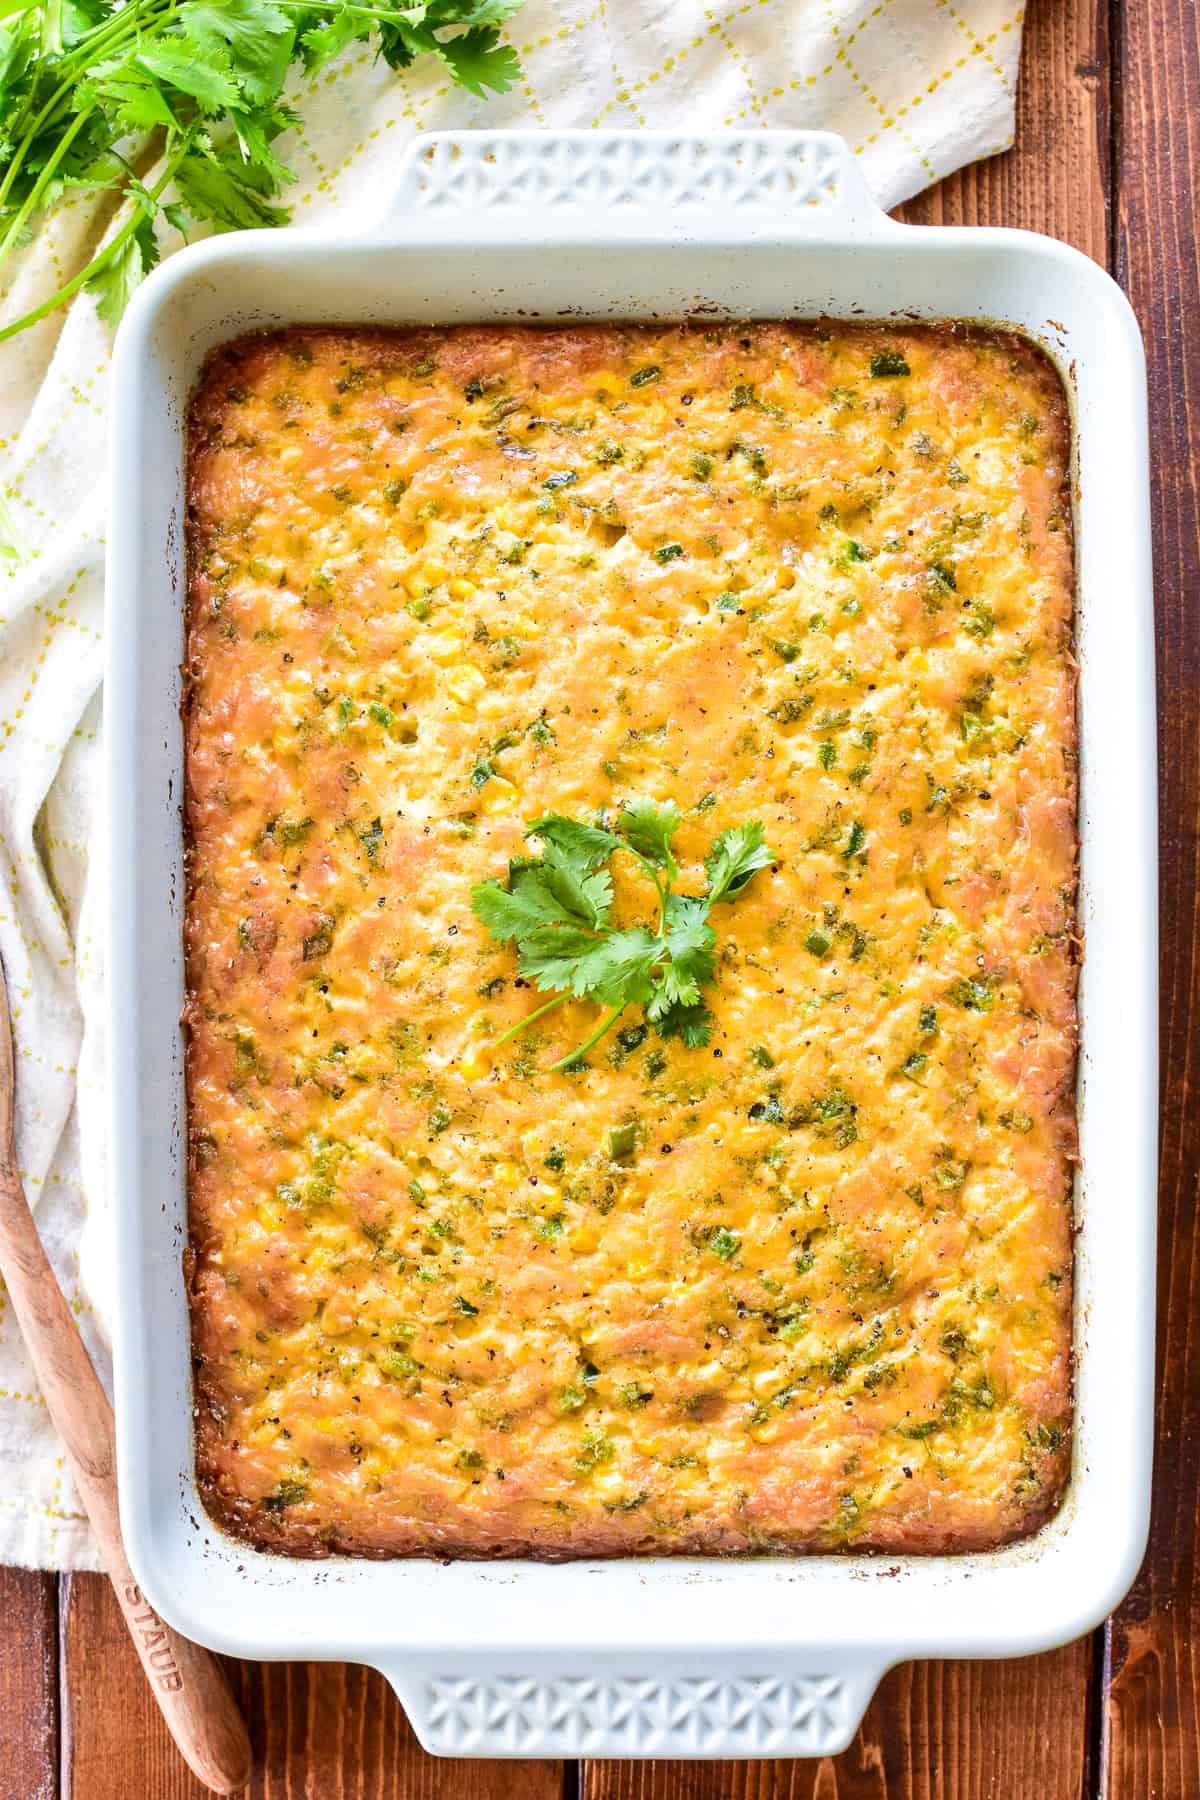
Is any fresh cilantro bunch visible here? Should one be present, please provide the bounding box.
[471,799,776,1070]
[0,0,524,341]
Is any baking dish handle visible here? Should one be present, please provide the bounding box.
[377,1653,885,1758]
[378,129,896,241]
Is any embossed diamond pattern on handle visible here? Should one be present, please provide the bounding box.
[403,130,868,226]
[421,1672,850,1756]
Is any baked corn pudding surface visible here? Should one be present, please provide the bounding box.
[185,323,1076,1557]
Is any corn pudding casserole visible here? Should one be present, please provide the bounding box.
[184,322,1077,1557]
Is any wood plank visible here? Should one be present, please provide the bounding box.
[56,1,1121,1797]
[582,1644,1093,1800]
[1101,0,1200,1794]
[586,0,1111,1790]
[0,1567,57,1800]
[60,1570,564,1800]
[895,0,1110,261]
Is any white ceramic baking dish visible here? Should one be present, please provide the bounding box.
[107,130,1157,1760]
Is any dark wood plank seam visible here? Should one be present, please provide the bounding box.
[1091,0,1121,1786]
[0,1568,64,1800]
[1089,4,1122,1795]
[1106,0,1123,272]
[1084,1620,1108,1799]
[0,1569,63,1799]
[580,10,1114,1798]
[56,1574,71,1800]
[1104,0,1200,1789]
[36,1572,60,1800]
[1095,1597,1117,1799]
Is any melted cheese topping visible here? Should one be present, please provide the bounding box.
[185,324,1076,1557]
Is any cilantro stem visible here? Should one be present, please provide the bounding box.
[622,845,669,932]
[471,801,773,1077]
[0,105,92,265]
[0,140,188,342]
[0,0,524,337]
[0,0,170,219]
[491,991,568,1049]
[551,1004,627,1072]
[41,0,62,58]
[271,0,458,17]
[650,867,669,933]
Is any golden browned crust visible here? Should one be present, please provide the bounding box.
[185,322,1076,1559]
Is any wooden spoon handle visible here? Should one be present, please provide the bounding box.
[0,971,251,1793]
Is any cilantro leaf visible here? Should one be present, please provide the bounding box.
[703,820,774,905]
[426,0,527,25]
[184,0,295,106]
[86,211,159,326]
[647,894,715,1016]
[472,802,775,1071]
[298,7,371,72]
[557,927,660,1006]
[536,841,613,930]
[134,38,243,112]
[84,70,179,134]
[470,867,586,941]
[436,24,521,95]
[0,0,526,341]
[173,144,290,232]
[515,925,605,993]
[663,891,716,963]
[617,796,682,879]
[0,14,36,104]
[655,1000,715,1048]
[527,814,621,871]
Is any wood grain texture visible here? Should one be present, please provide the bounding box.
[591,1,1116,1789]
[582,1645,1094,1800]
[0,1568,57,1800]
[25,0,1200,1795]
[0,957,249,1793]
[1101,0,1200,1795]
[895,0,1110,259]
[60,1571,563,1800]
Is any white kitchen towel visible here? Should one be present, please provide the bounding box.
[0,0,1026,1570]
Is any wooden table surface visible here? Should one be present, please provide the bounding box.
[2,0,1197,1792]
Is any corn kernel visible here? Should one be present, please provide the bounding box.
[423,632,464,665]
[593,1468,626,1502]
[484,777,517,817]
[538,1183,561,1203]
[444,664,486,704]
[449,578,475,598]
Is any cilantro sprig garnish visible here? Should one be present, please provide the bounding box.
[471,800,775,1071]
[0,0,524,341]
